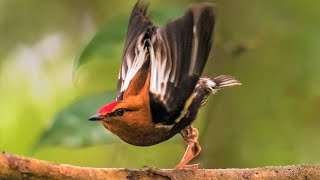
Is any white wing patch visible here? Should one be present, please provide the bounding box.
[118,25,201,104]
[120,36,150,93]
[149,30,172,102]
[149,25,200,103]
[189,26,199,76]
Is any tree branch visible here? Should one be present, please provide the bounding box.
[1,151,319,180]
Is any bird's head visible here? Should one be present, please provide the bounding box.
[89,101,130,122]
[89,96,164,146]
[88,95,148,125]
[88,96,152,144]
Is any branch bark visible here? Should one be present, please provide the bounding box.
[1,151,319,180]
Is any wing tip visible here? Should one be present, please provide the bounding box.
[189,2,217,20]
[134,0,149,16]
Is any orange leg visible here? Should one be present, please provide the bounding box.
[147,126,201,179]
[174,125,201,170]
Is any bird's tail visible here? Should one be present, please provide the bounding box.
[199,75,241,93]
[212,75,241,88]
[195,75,240,106]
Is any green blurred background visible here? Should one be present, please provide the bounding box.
[1,0,320,169]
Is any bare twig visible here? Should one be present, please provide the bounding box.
[0,151,319,180]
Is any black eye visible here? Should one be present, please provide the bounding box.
[114,108,125,116]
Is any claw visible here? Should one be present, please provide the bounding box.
[147,167,177,180]
[179,163,202,170]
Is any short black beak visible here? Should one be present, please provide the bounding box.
[89,114,104,121]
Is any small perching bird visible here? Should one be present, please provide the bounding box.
[89,0,240,174]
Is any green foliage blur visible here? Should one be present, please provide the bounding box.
[1,0,320,169]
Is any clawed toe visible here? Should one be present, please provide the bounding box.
[176,163,202,170]
[147,167,177,180]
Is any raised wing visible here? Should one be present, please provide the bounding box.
[116,2,216,125]
[116,1,154,100]
[149,3,216,125]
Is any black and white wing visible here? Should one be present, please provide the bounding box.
[116,2,216,125]
[149,3,216,125]
[116,1,154,100]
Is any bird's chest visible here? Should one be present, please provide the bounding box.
[102,120,175,146]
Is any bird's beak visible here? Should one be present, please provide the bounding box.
[89,114,104,121]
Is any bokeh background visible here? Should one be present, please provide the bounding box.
[1,0,320,169]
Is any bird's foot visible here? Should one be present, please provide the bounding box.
[147,167,177,180]
[174,163,202,170]
[146,163,202,180]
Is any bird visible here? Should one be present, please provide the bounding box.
[89,0,240,175]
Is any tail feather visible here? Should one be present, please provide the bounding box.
[213,75,241,88]
[197,75,241,94]
[196,75,240,106]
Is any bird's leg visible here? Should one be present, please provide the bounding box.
[174,125,201,170]
[146,126,201,179]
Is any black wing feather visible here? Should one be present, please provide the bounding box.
[117,1,154,100]
[115,2,216,125]
[149,3,216,124]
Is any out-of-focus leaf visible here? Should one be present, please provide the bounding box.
[73,16,128,74]
[34,92,119,150]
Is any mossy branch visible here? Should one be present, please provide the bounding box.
[1,151,319,180]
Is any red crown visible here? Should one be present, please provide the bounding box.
[98,101,118,114]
